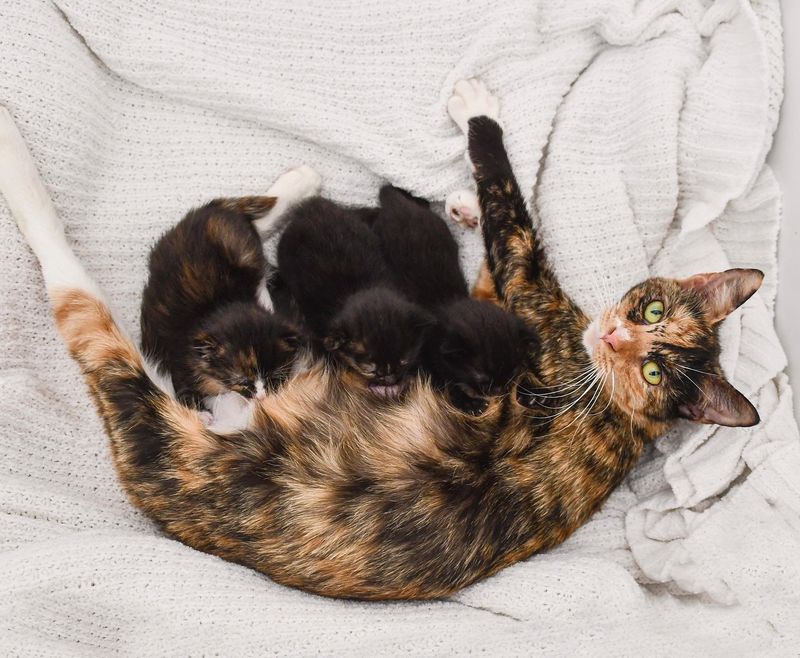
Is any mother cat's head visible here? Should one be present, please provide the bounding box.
[582,268,763,428]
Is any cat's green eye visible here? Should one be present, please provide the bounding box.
[642,361,662,385]
[644,300,664,324]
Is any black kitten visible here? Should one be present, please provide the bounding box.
[276,197,433,397]
[141,196,301,407]
[372,185,530,413]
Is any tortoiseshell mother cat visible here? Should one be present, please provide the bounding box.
[0,80,760,600]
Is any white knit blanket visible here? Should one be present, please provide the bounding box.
[1,0,798,655]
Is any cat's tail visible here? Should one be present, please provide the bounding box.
[0,105,269,528]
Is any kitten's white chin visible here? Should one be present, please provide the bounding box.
[582,319,601,357]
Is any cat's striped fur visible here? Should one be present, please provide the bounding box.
[0,80,759,600]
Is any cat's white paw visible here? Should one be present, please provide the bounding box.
[445,188,481,228]
[447,78,502,135]
[0,106,16,142]
[198,410,214,427]
[267,165,322,203]
[0,105,65,240]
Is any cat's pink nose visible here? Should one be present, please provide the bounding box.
[601,329,621,352]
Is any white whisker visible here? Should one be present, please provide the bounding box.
[591,371,615,417]
[529,370,603,423]
[675,365,710,401]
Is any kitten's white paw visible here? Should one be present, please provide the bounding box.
[447,78,502,135]
[255,165,323,239]
[267,165,322,203]
[445,188,481,228]
[198,410,214,427]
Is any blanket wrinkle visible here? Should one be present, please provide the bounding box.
[2,0,798,654]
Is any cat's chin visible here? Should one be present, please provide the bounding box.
[368,383,405,398]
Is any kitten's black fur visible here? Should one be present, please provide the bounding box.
[372,185,530,413]
[141,197,300,406]
[276,197,433,396]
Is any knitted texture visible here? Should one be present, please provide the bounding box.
[1,0,798,655]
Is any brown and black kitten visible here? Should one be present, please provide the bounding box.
[13,79,763,602]
[276,196,434,397]
[372,185,530,414]
[141,197,300,408]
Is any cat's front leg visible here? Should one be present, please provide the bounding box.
[447,80,554,313]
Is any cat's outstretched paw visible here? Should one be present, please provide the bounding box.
[447,78,502,135]
[445,188,481,228]
[267,165,322,204]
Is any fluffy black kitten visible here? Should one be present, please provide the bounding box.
[372,185,530,413]
[276,197,433,397]
[141,197,300,407]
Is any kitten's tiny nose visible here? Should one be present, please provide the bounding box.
[601,329,620,351]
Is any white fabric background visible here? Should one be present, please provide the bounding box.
[769,0,800,415]
[1,0,798,655]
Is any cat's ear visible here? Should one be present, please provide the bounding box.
[679,268,763,325]
[677,375,759,427]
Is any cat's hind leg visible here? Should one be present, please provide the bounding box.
[0,107,102,299]
[0,106,279,530]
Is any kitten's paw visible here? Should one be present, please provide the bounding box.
[255,165,323,238]
[268,165,322,203]
[445,189,480,228]
[447,78,502,135]
[198,410,214,427]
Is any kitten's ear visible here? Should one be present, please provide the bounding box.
[515,317,539,352]
[416,312,438,333]
[440,332,467,358]
[677,375,759,427]
[379,185,430,209]
[279,325,303,350]
[193,332,221,360]
[679,268,763,325]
